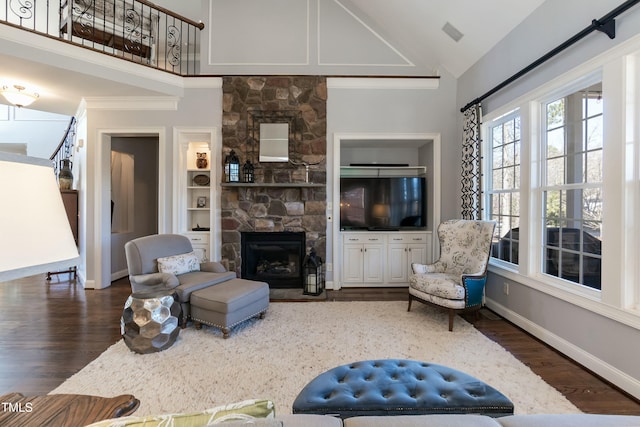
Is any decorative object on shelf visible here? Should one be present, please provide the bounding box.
[196,196,207,208]
[58,158,74,190]
[303,248,325,296]
[225,149,240,182]
[289,157,324,183]
[121,289,182,354]
[192,174,210,186]
[192,224,210,231]
[196,152,208,169]
[243,159,255,183]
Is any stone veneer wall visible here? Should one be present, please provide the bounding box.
[221,76,327,276]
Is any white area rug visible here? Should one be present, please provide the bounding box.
[52,301,580,416]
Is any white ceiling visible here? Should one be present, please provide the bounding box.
[343,0,547,77]
[0,0,547,115]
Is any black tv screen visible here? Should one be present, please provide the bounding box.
[340,177,426,230]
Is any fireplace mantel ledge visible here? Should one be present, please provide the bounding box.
[221,183,325,188]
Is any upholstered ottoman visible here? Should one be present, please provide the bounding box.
[292,359,514,419]
[190,278,269,338]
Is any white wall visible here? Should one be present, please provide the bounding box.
[79,83,222,289]
[328,74,460,219]
[456,0,640,398]
[326,75,459,284]
[0,105,70,158]
[200,0,431,76]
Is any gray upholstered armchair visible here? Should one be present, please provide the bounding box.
[408,219,496,331]
[124,234,236,327]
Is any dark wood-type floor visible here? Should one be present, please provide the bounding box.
[1,275,639,415]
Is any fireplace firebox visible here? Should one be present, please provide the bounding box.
[241,232,305,288]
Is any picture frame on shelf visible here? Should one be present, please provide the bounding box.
[196,196,207,208]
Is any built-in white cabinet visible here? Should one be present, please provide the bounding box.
[387,234,430,284]
[173,128,219,263]
[340,231,432,287]
[342,234,385,285]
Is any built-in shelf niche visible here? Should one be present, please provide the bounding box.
[331,133,441,291]
[173,127,219,263]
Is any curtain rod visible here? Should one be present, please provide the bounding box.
[460,0,640,113]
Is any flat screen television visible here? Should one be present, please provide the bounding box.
[340,176,426,230]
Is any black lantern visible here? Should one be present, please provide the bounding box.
[224,149,240,182]
[243,159,255,183]
[303,248,325,296]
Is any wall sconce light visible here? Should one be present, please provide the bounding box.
[1,84,40,108]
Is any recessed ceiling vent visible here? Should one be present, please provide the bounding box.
[442,22,464,42]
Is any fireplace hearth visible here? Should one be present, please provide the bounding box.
[241,232,305,288]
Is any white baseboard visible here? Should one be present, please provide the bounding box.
[111,270,128,282]
[486,298,640,400]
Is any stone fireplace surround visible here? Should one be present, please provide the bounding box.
[220,76,327,279]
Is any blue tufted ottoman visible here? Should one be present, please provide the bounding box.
[292,359,514,419]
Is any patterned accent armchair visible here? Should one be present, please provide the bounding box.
[408,219,496,331]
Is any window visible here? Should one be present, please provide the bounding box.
[483,41,640,319]
[487,111,521,265]
[542,83,603,290]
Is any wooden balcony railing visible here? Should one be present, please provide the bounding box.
[1,0,204,76]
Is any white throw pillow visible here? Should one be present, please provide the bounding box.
[157,251,200,275]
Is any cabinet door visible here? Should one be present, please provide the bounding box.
[387,243,408,283]
[343,244,364,283]
[363,244,385,283]
[408,243,428,271]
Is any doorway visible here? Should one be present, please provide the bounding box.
[110,136,159,281]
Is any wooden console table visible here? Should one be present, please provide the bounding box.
[0,392,139,427]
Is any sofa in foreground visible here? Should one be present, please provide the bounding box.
[83,399,640,427]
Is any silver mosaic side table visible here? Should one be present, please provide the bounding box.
[121,289,182,354]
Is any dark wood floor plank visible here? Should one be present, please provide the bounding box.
[0,277,638,414]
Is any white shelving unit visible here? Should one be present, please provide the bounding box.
[173,128,218,262]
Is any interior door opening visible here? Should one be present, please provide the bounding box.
[110,135,159,281]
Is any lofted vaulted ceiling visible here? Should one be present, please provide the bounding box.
[340,0,547,77]
[0,0,547,115]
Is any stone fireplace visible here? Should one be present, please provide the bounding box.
[241,231,305,288]
[220,76,327,276]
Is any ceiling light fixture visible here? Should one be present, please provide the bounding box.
[442,22,464,42]
[1,84,40,108]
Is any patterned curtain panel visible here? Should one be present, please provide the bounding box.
[461,103,483,220]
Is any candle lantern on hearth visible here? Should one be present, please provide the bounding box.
[303,248,325,296]
[243,159,255,183]
[224,149,240,183]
